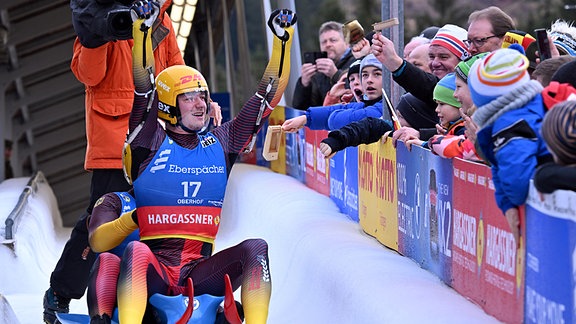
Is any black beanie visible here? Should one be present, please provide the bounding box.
[551,60,576,88]
[396,93,438,129]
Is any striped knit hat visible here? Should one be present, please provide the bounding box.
[468,48,531,107]
[433,73,461,108]
[541,100,576,165]
[454,52,488,82]
[430,24,470,61]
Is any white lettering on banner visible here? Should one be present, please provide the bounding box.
[330,178,343,200]
[316,147,326,173]
[398,201,414,238]
[485,269,514,294]
[397,162,407,196]
[147,213,214,225]
[453,209,476,255]
[437,199,452,257]
[345,185,358,211]
[527,252,540,273]
[168,164,225,175]
[305,143,314,166]
[526,285,566,324]
[485,224,515,275]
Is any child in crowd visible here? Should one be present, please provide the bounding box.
[282,53,392,132]
[534,100,576,193]
[469,48,552,245]
[322,59,363,105]
[404,73,480,161]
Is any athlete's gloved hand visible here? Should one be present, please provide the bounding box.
[130,1,160,31]
[267,9,297,41]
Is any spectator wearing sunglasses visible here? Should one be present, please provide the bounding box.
[466,6,515,55]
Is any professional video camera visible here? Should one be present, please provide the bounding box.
[71,0,137,48]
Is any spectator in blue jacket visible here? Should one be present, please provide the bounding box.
[469,48,552,245]
[282,54,392,133]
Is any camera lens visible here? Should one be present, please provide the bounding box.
[108,10,132,40]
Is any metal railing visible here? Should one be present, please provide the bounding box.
[3,170,46,242]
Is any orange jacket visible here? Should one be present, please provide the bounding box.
[71,8,183,170]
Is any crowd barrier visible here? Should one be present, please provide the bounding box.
[238,106,576,324]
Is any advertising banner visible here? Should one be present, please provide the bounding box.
[374,139,398,250]
[524,187,576,324]
[284,108,306,183]
[451,159,523,324]
[344,146,359,222]
[304,128,317,191]
[358,143,379,237]
[268,106,286,175]
[314,130,330,197]
[329,149,346,213]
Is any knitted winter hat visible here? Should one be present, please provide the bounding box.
[430,24,470,61]
[542,81,576,110]
[551,60,576,87]
[541,100,576,165]
[359,54,382,75]
[433,73,461,108]
[468,48,531,107]
[396,93,438,129]
[348,59,362,76]
[454,52,488,82]
[549,20,576,56]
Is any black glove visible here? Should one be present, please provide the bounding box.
[321,132,346,154]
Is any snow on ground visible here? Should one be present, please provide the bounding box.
[0,163,501,323]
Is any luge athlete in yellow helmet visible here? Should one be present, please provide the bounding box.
[85,2,296,323]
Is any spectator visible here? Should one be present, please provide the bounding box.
[396,93,438,130]
[469,48,552,245]
[541,60,576,110]
[419,26,440,40]
[292,21,355,110]
[282,54,391,132]
[466,6,515,55]
[532,56,576,86]
[534,100,576,193]
[403,36,430,58]
[549,19,576,57]
[42,1,185,323]
[322,59,363,106]
[454,53,488,147]
[407,43,431,73]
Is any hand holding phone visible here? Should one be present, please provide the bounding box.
[303,51,327,64]
[535,28,552,62]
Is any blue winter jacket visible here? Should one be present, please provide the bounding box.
[476,94,551,214]
[305,100,391,131]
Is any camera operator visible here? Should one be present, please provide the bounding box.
[42,1,185,323]
[292,21,356,110]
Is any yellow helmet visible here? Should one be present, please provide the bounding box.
[155,65,210,125]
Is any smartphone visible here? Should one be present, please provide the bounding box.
[303,51,328,64]
[535,28,552,62]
